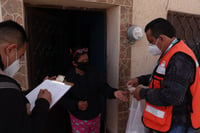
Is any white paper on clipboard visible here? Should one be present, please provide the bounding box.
[26,79,72,111]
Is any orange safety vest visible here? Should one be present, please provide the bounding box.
[142,40,200,132]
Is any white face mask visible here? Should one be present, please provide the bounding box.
[4,49,21,77]
[4,59,20,77]
[148,38,162,56]
[148,44,162,56]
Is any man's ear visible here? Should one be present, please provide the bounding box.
[5,44,17,55]
[72,61,78,67]
[159,34,167,41]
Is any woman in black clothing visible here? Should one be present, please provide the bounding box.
[60,47,128,133]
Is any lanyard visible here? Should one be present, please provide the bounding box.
[149,38,178,83]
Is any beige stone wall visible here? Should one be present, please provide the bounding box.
[168,0,200,15]
[1,0,24,24]
[0,2,2,21]
[130,0,200,79]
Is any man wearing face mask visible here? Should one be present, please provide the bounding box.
[127,18,200,133]
[0,20,52,133]
[59,47,128,133]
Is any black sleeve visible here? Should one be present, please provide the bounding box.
[99,82,117,99]
[0,89,26,133]
[0,89,49,133]
[59,90,78,112]
[96,71,117,99]
[140,53,195,106]
[22,98,50,133]
[138,74,151,86]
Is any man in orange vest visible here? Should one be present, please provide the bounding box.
[127,18,200,133]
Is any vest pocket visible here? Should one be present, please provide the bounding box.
[143,103,172,125]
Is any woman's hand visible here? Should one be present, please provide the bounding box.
[114,90,128,102]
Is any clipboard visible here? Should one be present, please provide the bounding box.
[26,79,73,111]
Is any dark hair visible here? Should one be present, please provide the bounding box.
[145,18,176,38]
[70,46,88,62]
[0,20,28,49]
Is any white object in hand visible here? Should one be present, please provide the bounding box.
[127,85,136,92]
[56,75,65,82]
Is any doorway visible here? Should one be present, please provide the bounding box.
[25,6,106,133]
[25,7,106,88]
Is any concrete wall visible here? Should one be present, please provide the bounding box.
[0,2,2,21]
[130,0,200,79]
[106,6,120,133]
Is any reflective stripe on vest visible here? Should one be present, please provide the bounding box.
[146,105,165,118]
[142,40,200,132]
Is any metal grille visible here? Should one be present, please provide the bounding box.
[167,11,200,63]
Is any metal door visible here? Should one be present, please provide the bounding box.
[167,11,200,62]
